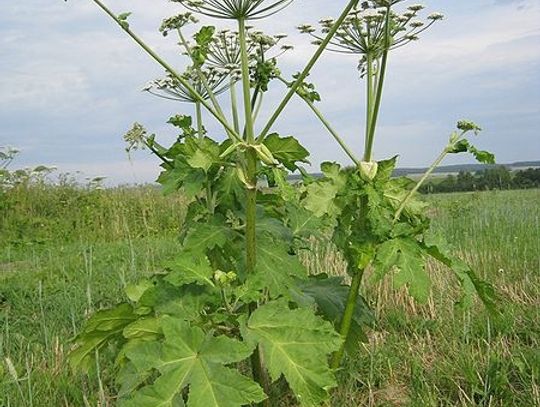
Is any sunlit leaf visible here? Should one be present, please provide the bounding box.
[374,238,431,302]
[243,300,341,406]
[69,304,137,371]
[263,133,309,171]
[165,252,215,288]
[121,317,265,407]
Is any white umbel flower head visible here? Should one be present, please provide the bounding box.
[172,0,294,20]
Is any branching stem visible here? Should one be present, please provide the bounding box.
[90,0,242,142]
[257,0,360,141]
[238,17,271,406]
[276,76,361,167]
[394,130,467,221]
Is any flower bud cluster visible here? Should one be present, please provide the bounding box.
[159,12,199,36]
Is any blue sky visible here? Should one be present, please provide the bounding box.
[1,0,539,184]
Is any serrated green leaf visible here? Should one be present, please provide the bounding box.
[117,361,153,399]
[123,317,162,340]
[243,300,342,406]
[303,181,339,218]
[121,317,264,407]
[374,156,398,183]
[365,184,394,238]
[384,178,428,218]
[193,26,216,66]
[165,252,215,288]
[263,133,309,171]
[215,167,243,208]
[138,280,217,320]
[374,238,431,302]
[469,145,496,164]
[183,222,230,253]
[250,237,307,298]
[286,203,323,238]
[184,136,220,172]
[320,162,347,189]
[448,139,470,154]
[295,275,374,328]
[69,304,137,371]
[272,168,298,203]
[125,279,154,302]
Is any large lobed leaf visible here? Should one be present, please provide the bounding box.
[69,303,137,371]
[249,236,308,298]
[263,133,309,171]
[121,316,265,407]
[165,252,215,288]
[242,300,342,406]
[374,238,431,302]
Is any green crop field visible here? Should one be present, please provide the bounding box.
[1,186,539,406]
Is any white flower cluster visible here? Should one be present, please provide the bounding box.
[143,67,229,103]
[298,1,444,73]
[172,0,293,20]
[205,27,293,76]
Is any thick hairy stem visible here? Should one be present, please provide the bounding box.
[332,7,393,370]
[258,0,360,141]
[90,0,241,142]
[331,267,365,369]
[332,194,368,369]
[239,18,271,405]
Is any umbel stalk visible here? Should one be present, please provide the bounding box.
[332,4,393,369]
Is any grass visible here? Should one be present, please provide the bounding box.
[1,184,539,406]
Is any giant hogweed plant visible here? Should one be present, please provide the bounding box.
[66,0,497,406]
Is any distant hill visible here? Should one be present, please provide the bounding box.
[290,160,540,180]
[392,160,540,177]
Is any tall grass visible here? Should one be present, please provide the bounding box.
[1,186,538,406]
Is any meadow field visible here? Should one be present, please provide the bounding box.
[0,185,538,406]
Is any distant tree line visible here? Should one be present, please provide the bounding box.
[419,166,540,194]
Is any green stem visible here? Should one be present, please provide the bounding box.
[90,0,241,142]
[331,267,365,369]
[239,19,256,144]
[257,0,360,141]
[364,52,375,161]
[333,12,393,367]
[230,79,241,134]
[196,101,203,139]
[238,18,270,405]
[178,29,228,120]
[394,148,448,222]
[253,92,264,123]
[276,76,361,167]
[143,141,172,169]
[365,6,392,160]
